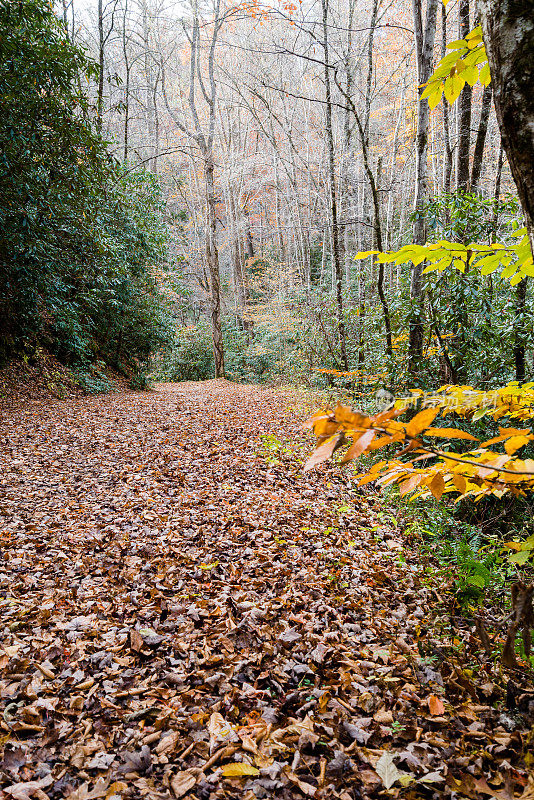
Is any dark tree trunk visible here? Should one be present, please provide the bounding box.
[470,84,493,192]
[456,0,472,191]
[477,0,534,255]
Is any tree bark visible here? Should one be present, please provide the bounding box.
[477,0,534,255]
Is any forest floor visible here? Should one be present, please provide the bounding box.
[0,380,532,800]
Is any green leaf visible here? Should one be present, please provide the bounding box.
[509,550,531,565]
[446,39,468,50]
[466,574,485,588]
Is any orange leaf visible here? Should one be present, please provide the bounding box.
[367,434,394,450]
[303,434,343,472]
[428,694,445,716]
[302,411,330,430]
[428,472,445,500]
[313,417,340,441]
[425,427,478,440]
[480,427,530,445]
[370,407,402,425]
[341,430,375,463]
[334,405,370,428]
[405,408,440,437]
[452,474,466,493]
[504,435,532,455]
[398,474,421,496]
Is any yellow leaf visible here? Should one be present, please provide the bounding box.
[222,763,260,778]
[428,473,446,500]
[463,65,479,86]
[425,427,478,440]
[480,62,491,85]
[428,87,444,110]
[405,407,440,437]
[444,73,465,103]
[505,435,531,455]
[446,39,468,50]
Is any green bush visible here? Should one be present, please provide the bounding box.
[0,0,174,376]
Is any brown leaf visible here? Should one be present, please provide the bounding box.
[129,629,144,653]
[427,694,445,716]
[341,430,376,463]
[303,433,344,471]
[428,472,446,500]
[170,772,197,798]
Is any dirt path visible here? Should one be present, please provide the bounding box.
[0,381,530,800]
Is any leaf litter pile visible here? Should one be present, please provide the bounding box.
[0,380,532,800]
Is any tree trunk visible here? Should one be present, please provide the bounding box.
[470,84,492,192]
[456,0,472,191]
[205,157,225,378]
[477,0,534,255]
[122,0,130,162]
[97,0,104,131]
[441,4,453,194]
[321,0,349,370]
[409,0,438,374]
[514,278,527,382]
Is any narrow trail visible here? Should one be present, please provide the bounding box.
[0,382,529,800]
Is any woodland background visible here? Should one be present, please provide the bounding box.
[1,0,528,395]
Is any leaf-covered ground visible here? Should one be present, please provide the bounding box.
[0,381,532,800]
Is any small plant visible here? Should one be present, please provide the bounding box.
[390,720,406,735]
[129,367,152,390]
[259,434,292,465]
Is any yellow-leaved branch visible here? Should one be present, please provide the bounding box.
[354,226,533,285]
[422,25,489,110]
[303,382,534,502]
